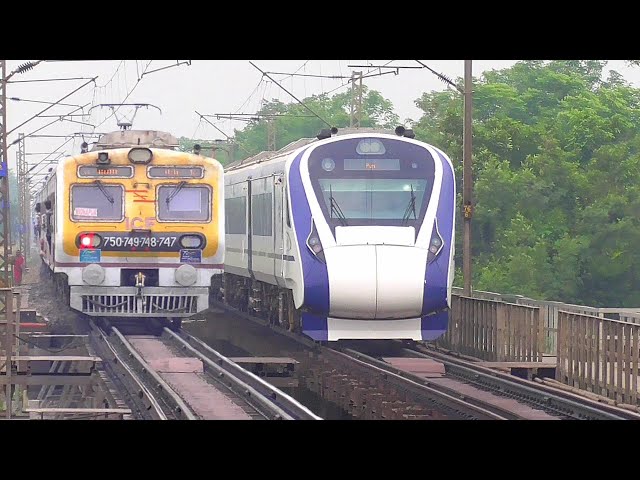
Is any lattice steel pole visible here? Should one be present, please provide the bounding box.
[267,118,276,151]
[16,133,26,265]
[0,60,10,310]
[25,184,31,264]
[0,61,42,300]
[348,71,363,129]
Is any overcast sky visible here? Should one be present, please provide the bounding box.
[5,60,639,176]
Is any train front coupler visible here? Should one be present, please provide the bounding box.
[135,271,147,309]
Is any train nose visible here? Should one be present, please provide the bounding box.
[324,245,429,319]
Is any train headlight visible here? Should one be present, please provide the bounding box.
[427,220,444,263]
[356,138,386,155]
[306,221,326,263]
[96,152,110,165]
[180,235,203,249]
[78,232,102,249]
[82,264,105,285]
[128,147,153,164]
[175,264,197,286]
[321,158,335,172]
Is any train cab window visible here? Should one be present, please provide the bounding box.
[306,138,436,230]
[158,184,211,222]
[317,178,429,221]
[71,184,124,222]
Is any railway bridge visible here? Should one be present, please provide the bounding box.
[2,278,640,417]
[441,286,640,409]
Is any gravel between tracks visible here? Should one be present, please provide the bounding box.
[20,262,76,334]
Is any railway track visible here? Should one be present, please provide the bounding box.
[210,300,640,420]
[321,347,515,419]
[88,319,189,420]
[88,318,320,420]
[207,301,512,419]
[402,343,640,421]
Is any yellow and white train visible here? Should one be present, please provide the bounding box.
[33,130,224,328]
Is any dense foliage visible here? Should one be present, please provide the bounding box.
[414,60,640,307]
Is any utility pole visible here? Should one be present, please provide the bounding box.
[0,61,10,306]
[16,134,27,265]
[462,60,473,296]
[350,71,363,128]
[266,118,276,151]
[0,61,9,412]
[206,142,236,164]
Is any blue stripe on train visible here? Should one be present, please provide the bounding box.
[288,149,331,339]
[423,149,455,315]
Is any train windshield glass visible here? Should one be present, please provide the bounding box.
[71,184,124,221]
[317,179,428,221]
[307,137,436,230]
[157,185,211,221]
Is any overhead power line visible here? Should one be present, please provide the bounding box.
[7,77,97,135]
[195,111,252,156]
[10,104,90,146]
[140,61,191,78]
[7,77,96,84]
[249,61,332,128]
[414,60,462,93]
[264,71,352,80]
[9,97,86,109]
[209,113,317,121]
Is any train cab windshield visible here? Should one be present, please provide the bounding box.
[157,184,212,222]
[71,183,124,221]
[308,137,436,232]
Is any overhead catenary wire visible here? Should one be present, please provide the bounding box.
[140,61,191,78]
[195,111,252,156]
[249,61,332,128]
[7,77,97,136]
[323,60,398,96]
[92,61,154,130]
[189,76,266,143]
[415,60,462,93]
[99,60,125,88]
[7,77,97,84]
[10,104,90,146]
[25,137,75,183]
[263,71,352,80]
[9,97,87,109]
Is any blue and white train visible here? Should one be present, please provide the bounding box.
[216,127,456,341]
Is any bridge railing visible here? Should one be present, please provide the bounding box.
[557,311,640,405]
[451,287,640,355]
[439,295,543,362]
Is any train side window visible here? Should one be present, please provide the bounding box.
[225,197,246,234]
[252,192,272,236]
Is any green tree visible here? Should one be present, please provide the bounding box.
[232,87,399,158]
[414,60,640,307]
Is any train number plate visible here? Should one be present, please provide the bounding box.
[100,233,180,252]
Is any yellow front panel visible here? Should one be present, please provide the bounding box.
[61,148,221,260]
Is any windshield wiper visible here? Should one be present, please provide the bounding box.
[166,181,187,205]
[329,184,348,226]
[402,184,417,225]
[94,180,114,204]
